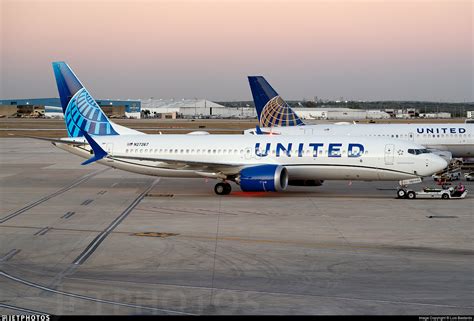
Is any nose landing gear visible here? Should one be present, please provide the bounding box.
[214,182,232,195]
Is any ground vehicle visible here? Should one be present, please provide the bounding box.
[432,171,461,181]
[465,172,474,181]
[397,186,468,199]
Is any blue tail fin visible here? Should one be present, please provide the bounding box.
[248,76,304,127]
[52,62,119,137]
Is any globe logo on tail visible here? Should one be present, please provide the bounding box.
[259,96,304,127]
[65,88,118,137]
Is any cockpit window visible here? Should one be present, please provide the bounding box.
[408,148,431,155]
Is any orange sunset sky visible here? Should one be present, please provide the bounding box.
[1,0,472,101]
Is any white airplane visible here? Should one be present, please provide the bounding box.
[245,76,474,160]
[42,62,447,195]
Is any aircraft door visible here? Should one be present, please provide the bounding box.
[384,144,394,165]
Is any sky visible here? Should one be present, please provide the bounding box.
[0,0,472,102]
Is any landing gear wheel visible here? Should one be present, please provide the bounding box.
[397,189,407,199]
[223,182,232,195]
[215,182,231,195]
[407,191,416,199]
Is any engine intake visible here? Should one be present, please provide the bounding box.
[238,165,288,192]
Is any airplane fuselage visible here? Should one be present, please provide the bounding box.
[245,123,474,158]
[55,134,447,181]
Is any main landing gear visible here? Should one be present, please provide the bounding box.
[214,182,232,195]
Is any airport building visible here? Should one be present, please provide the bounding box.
[419,112,452,119]
[140,99,396,120]
[140,98,257,119]
[0,98,141,118]
[292,108,391,120]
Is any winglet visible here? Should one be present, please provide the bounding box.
[81,131,108,165]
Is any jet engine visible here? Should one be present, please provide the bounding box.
[237,165,288,192]
[288,180,324,186]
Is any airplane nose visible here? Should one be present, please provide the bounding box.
[431,155,448,174]
[418,155,447,177]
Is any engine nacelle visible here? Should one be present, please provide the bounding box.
[288,179,324,186]
[238,165,288,192]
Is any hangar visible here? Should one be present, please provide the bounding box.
[140,98,256,119]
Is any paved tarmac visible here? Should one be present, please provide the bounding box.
[0,138,472,315]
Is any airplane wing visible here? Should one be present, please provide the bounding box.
[110,154,247,174]
[79,130,250,176]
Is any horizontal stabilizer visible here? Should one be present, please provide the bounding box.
[7,133,87,146]
[81,132,108,165]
